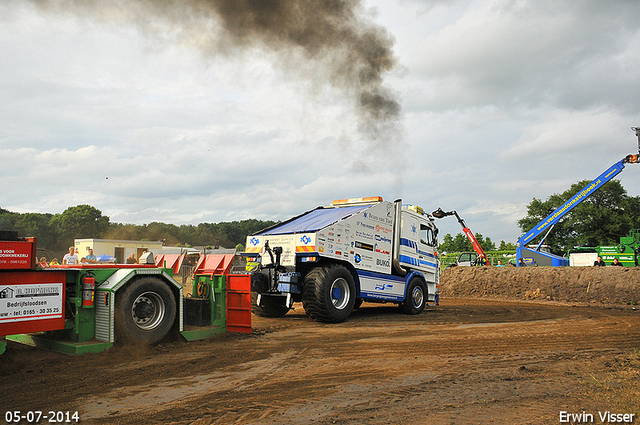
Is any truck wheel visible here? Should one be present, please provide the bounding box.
[251,291,290,318]
[302,264,355,323]
[115,277,176,345]
[400,277,427,315]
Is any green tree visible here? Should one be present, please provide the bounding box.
[498,240,516,251]
[17,212,57,249]
[439,232,495,252]
[52,205,110,245]
[518,179,640,253]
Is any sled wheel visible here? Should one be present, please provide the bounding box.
[115,277,176,345]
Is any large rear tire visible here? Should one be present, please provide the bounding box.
[115,277,176,345]
[400,277,427,315]
[302,264,355,323]
[251,291,290,318]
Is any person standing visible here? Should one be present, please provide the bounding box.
[126,252,137,264]
[593,256,606,266]
[85,248,97,263]
[611,258,624,266]
[63,246,79,265]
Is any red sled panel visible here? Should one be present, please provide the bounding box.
[0,271,67,336]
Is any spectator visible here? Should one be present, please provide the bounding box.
[518,258,526,267]
[63,246,79,265]
[593,256,606,267]
[126,252,137,264]
[38,257,48,268]
[496,260,505,267]
[611,258,624,266]
[85,248,97,263]
[49,258,60,266]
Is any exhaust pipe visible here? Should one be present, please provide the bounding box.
[392,199,407,275]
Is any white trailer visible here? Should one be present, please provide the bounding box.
[244,197,440,322]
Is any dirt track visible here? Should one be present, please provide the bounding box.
[1,297,639,425]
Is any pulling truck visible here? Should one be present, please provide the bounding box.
[431,208,488,267]
[0,231,251,355]
[517,127,640,266]
[244,197,440,323]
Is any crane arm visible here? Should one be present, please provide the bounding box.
[432,208,488,263]
[518,153,639,249]
[516,127,640,266]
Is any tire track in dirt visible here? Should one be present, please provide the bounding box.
[1,298,638,425]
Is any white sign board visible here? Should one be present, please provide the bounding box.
[0,283,63,323]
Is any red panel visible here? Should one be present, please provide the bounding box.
[155,254,185,274]
[0,240,36,270]
[193,254,236,275]
[0,270,67,336]
[226,274,251,333]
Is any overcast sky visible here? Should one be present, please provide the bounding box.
[2,0,640,244]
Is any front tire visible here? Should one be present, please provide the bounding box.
[115,277,176,345]
[302,264,356,323]
[400,277,427,315]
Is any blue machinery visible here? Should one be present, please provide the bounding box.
[516,127,640,266]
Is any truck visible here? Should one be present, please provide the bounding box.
[244,197,440,323]
[516,127,640,266]
[0,230,251,355]
[431,208,488,267]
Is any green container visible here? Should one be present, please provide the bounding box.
[191,274,226,329]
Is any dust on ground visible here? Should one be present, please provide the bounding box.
[1,296,639,425]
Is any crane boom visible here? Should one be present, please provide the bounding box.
[432,208,488,265]
[516,127,640,266]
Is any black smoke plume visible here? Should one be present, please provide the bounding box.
[32,0,402,156]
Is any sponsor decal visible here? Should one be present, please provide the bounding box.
[354,253,362,263]
[363,211,394,225]
[375,224,392,233]
[355,241,374,251]
[374,283,393,291]
[375,235,392,243]
[356,230,375,240]
[376,258,390,267]
[249,237,260,246]
[357,221,375,230]
[300,235,312,245]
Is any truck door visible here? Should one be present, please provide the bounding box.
[398,211,439,275]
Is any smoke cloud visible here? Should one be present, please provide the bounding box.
[30,0,403,168]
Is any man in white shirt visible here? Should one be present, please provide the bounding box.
[63,246,79,265]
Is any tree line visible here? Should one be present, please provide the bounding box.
[0,205,276,252]
[437,179,640,255]
[3,179,639,256]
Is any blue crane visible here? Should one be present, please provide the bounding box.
[516,127,640,267]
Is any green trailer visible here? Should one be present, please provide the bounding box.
[569,229,640,267]
[1,233,251,355]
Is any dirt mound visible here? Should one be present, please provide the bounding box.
[440,266,640,306]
